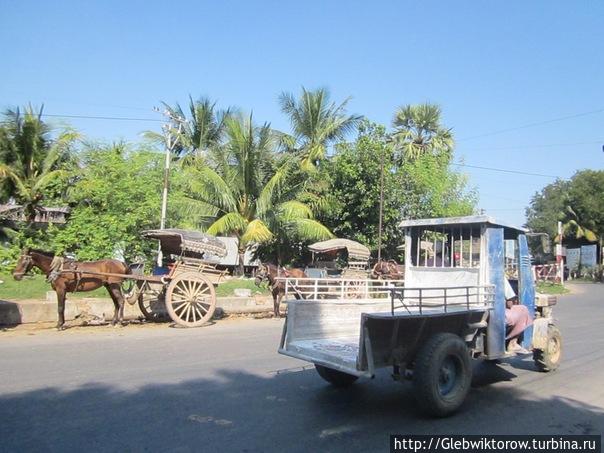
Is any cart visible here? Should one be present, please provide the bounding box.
[278,215,561,416]
[304,238,374,298]
[122,229,228,327]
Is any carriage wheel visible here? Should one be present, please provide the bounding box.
[165,272,216,327]
[344,280,364,299]
[138,284,168,322]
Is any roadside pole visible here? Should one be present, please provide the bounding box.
[557,221,564,285]
[155,109,185,267]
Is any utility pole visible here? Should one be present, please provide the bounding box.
[154,107,185,266]
[557,220,564,285]
[377,143,385,262]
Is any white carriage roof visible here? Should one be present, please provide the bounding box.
[398,215,528,233]
[142,229,228,258]
[308,238,371,261]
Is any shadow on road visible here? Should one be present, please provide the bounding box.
[1,365,603,452]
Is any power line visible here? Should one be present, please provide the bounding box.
[457,108,604,142]
[40,113,162,122]
[452,162,561,178]
[460,139,604,152]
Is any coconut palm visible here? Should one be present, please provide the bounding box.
[391,103,454,160]
[556,205,598,243]
[184,113,332,272]
[146,96,233,159]
[279,87,361,169]
[0,106,77,223]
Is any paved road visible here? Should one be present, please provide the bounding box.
[1,284,603,452]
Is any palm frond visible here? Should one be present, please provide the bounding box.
[241,218,273,244]
[206,212,248,236]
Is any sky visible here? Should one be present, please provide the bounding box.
[2,0,603,227]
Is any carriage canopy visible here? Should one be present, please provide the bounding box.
[142,229,228,258]
[308,238,371,262]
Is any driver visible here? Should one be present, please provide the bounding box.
[504,279,533,354]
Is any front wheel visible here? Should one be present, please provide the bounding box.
[533,325,562,372]
[413,333,472,417]
[315,364,358,388]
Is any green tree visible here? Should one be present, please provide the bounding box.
[391,103,453,161]
[163,96,233,157]
[324,120,475,258]
[51,144,164,261]
[279,87,361,169]
[527,170,604,244]
[183,114,333,270]
[0,106,77,223]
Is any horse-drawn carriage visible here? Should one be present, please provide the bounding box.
[123,229,228,327]
[13,228,228,329]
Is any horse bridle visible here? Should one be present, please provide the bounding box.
[13,254,33,277]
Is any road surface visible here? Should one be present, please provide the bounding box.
[1,283,603,452]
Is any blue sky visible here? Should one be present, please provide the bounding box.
[2,0,603,227]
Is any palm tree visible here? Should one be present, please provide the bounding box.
[556,205,598,243]
[0,106,77,224]
[279,87,361,169]
[183,113,333,272]
[391,103,454,160]
[153,96,233,159]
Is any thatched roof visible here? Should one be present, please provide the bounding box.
[308,238,371,261]
[142,229,227,258]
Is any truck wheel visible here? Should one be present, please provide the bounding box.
[413,333,472,417]
[315,364,358,388]
[533,325,562,372]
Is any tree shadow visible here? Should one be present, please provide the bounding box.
[1,367,602,452]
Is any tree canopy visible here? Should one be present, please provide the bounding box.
[526,170,604,245]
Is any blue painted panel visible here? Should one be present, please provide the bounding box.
[486,227,506,357]
[517,234,535,348]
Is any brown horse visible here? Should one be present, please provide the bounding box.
[371,259,404,280]
[255,263,307,317]
[12,249,131,329]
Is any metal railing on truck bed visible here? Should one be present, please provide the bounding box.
[388,285,495,316]
[280,277,405,301]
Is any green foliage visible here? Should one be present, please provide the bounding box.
[0,105,77,221]
[50,144,164,261]
[323,120,475,258]
[183,114,333,263]
[279,87,361,169]
[526,170,604,244]
[392,103,454,160]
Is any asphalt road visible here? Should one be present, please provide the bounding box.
[1,283,603,452]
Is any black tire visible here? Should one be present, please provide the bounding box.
[413,333,472,417]
[533,325,562,372]
[315,364,358,388]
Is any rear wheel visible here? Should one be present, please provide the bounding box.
[315,364,358,388]
[533,325,562,372]
[413,333,472,417]
[165,272,216,327]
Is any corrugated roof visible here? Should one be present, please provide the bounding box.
[398,215,527,233]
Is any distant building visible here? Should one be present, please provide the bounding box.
[0,203,70,224]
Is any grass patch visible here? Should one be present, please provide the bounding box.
[536,281,570,295]
[216,278,269,297]
[0,273,269,301]
[0,273,119,300]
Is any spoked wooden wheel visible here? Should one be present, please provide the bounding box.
[138,282,168,322]
[165,272,216,327]
[344,280,364,299]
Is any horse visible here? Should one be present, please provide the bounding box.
[255,263,307,318]
[12,248,131,329]
[371,259,404,280]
